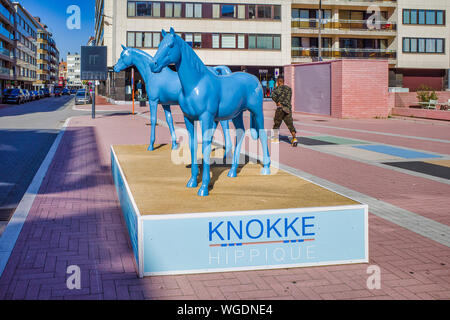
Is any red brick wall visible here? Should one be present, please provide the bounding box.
[391,107,450,121]
[339,60,389,118]
[287,59,389,119]
[391,91,450,108]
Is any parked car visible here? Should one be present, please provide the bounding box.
[70,89,77,95]
[42,88,50,97]
[32,91,40,100]
[22,89,31,102]
[5,88,25,104]
[28,91,36,101]
[75,90,92,105]
[62,88,70,95]
[54,88,62,97]
[38,90,45,98]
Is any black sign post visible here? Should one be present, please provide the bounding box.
[81,46,107,119]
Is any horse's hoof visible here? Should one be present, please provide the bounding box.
[227,169,237,178]
[147,145,154,151]
[260,166,271,175]
[186,178,198,188]
[171,142,179,150]
[197,186,209,197]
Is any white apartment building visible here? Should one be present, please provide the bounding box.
[95,0,450,100]
[95,0,291,100]
[66,52,82,87]
[393,0,450,90]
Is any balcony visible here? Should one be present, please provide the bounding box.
[0,66,13,77]
[292,18,396,36]
[292,0,396,7]
[291,47,396,60]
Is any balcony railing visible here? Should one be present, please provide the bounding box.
[0,24,13,40]
[292,18,396,31]
[0,66,12,76]
[291,47,396,59]
[0,46,10,57]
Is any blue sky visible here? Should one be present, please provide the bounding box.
[18,0,95,61]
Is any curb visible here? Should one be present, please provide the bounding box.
[0,117,72,277]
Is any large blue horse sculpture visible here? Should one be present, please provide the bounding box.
[113,45,232,157]
[151,28,271,197]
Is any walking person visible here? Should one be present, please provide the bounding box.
[270,77,298,147]
[136,80,143,99]
[268,78,275,97]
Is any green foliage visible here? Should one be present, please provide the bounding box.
[416,84,438,103]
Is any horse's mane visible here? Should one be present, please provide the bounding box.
[176,35,207,76]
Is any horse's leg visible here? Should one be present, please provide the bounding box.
[147,100,158,151]
[162,104,179,150]
[198,114,215,197]
[253,112,271,175]
[184,116,199,188]
[220,120,232,164]
[227,112,245,178]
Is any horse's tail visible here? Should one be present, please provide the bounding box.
[250,114,258,140]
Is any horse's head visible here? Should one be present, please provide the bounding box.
[114,45,134,72]
[151,28,181,73]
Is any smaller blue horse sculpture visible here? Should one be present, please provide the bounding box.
[151,28,271,197]
[114,46,232,157]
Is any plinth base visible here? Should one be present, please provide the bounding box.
[111,144,368,277]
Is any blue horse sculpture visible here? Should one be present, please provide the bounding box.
[113,45,232,157]
[151,28,271,197]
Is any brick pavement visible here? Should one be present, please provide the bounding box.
[0,103,449,300]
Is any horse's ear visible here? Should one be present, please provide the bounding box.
[121,44,127,50]
[169,27,175,35]
[161,29,167,37]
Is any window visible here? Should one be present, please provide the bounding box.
[194,34,202,48]
[153,2,160,17]
[418,10,425,24]
[144,32,152,47]
[174,3,182,17]
[273,35,281,50]
[153,33,160,47]
[186,3,194,18]
[238,5,245,19]
[237,34,245,49]
[221,5,236,18]
[212,34,219,48]
[248,35,256,49]
[221,34,236,48]
[248,5,256,19]
[426,10,435,25]
[212,4,220,19]
[194,4,202,18]
[273,6,281,20]
[257,35,273,49]
[403,9,445,25]
[436,11,444,25]
[136,2,152,16]
[127,32,135,47]
[185,33,193,46]
[258,5,272,19]
[135,32,143,47]
[165,2,173,17]
[403,37,445,53]
[403,38,410,52]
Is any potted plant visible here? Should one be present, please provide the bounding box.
[416,84,438,108]
[139,94,147,107]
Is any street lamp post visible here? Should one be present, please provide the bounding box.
[318,0,323,61]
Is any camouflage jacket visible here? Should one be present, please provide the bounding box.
[271,85,292,113]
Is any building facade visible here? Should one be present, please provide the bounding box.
[13,2,38,90]
[96,0,291,101]
[394,0,450,91]
[0,0,16,92]
[95,0,450,101]
[34,16,59,90]
[58,60,67,87]
[67,52,82,88]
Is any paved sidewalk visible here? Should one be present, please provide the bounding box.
[0,103,449,300]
